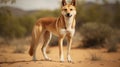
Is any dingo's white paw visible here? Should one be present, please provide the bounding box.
[45,57,52,61]
[60,58,64,62]
[67,55,72,62]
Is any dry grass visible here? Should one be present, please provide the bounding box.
[89,53,102,61]
[106,36,118,53]
[107,44,118,52]
[13,45,26,54]
[7,38,29,54]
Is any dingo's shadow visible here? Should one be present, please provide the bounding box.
[0,59,59,64]
[0,60,33,64]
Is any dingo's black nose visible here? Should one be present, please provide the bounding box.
[66,13,72,17]
[66,13,70,17]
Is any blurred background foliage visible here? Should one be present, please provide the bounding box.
[0,0,120,48]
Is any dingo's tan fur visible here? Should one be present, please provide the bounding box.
[29,0,76,62]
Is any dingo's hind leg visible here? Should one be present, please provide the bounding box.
[42,31,52,61]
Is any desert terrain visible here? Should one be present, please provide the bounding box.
[0,0,120,67]
[0,44,120,67]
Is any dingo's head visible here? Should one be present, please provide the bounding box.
[61,0,76,18]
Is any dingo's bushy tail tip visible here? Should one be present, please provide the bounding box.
[29,45,33,56]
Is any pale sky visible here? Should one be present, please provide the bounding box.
[0,0,118,10]
[0,0,60,10]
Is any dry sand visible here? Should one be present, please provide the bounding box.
[0,45,120,67]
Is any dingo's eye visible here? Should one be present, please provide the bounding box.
[64,9,67,11]
[70,9,73,11]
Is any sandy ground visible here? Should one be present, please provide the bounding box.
[0,45,120,67]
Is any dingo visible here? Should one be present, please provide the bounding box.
[29,0,76,62]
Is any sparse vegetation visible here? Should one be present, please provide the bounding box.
[0,7,59,42]
[79,23,114,48]
[0,1,120,49]
[107,44,118,52]
[106,34,119,52]
[0,0,120,67]
[76,0,120,48]
[49,36,58,47]
[49,35,67,47]
[13,45,26,53]
[89,53,101,61]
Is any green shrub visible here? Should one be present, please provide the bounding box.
[79,22,114,48]
[19,15,36,36]
[0,8,26,39]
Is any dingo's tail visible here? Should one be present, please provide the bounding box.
[29,22,43,56]
[29,43,34,56]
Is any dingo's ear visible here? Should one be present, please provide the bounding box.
[71,0,76,6]
[62,0,67,6]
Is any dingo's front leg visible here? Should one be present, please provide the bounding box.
[59,36,65,62]
[67,36,72,62]
[66,29,75,62]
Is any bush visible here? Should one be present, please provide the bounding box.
[106,35,118,52]
[19,15,36,36]
[0,8,26,39]
[49,35,67,47]
[49,35,58,46]
[79,22,114,48]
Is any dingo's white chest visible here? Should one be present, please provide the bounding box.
[59,28,75,37]
[59,16,75,36]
